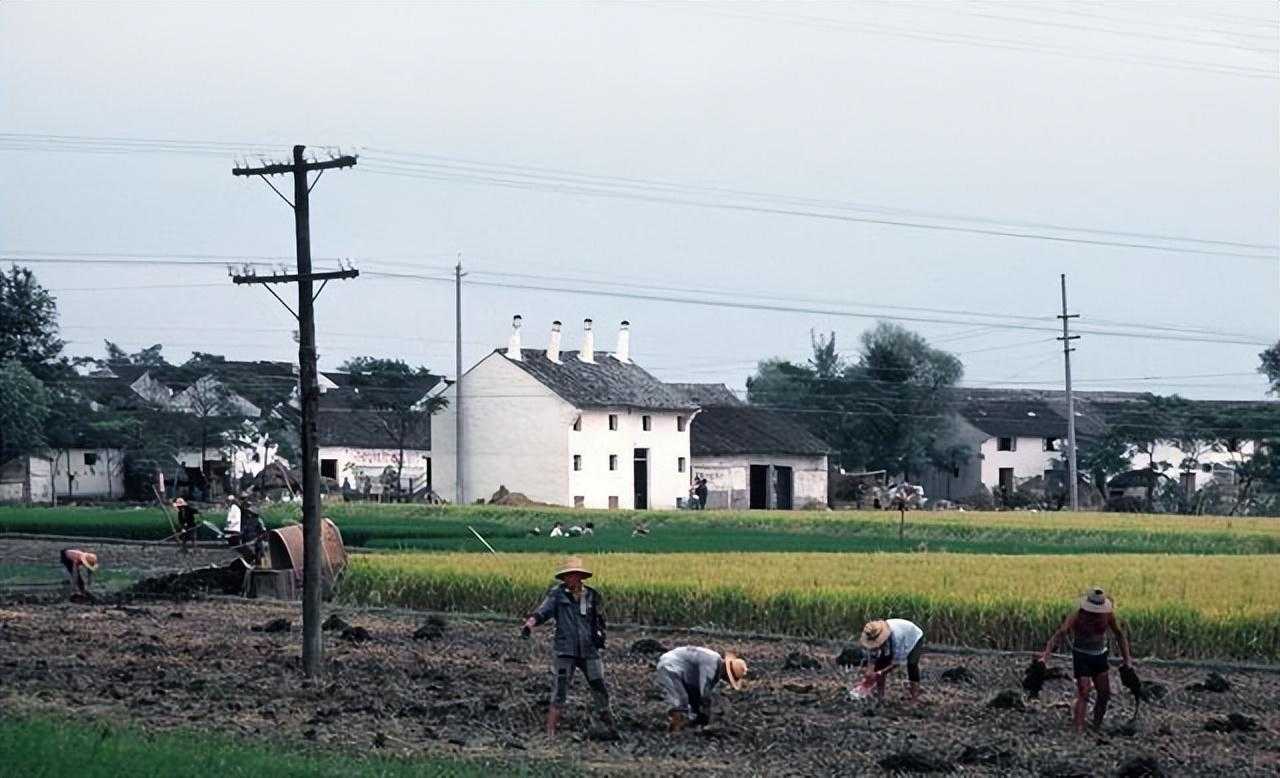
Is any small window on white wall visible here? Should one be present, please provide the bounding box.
[608,414,618,431]
[83,452,98,466]
[642,415,652,431]
[677,415,686,431]
[573,455,582,471]
[609,454,618,471]
[678,457,686,473]
[574,496,585,508]
[997,437,1015,452]
[572,416,582,431]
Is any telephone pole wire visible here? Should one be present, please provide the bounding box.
[231,144,358,678]
[1058,273,1080,511]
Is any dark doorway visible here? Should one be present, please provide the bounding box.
[321,459,338,480]
[749,465,769,510]
[998,467,1015,500]
[633,448,648,510]
[775,466,793,510]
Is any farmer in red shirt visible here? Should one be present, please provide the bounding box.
[60,548,99,595]
[1040,587,1134,732]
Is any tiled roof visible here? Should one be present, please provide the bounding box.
[504,349,697,411]
[691,405,832,456]
[666,382,744,408]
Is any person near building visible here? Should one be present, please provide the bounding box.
[695,477,709,510]
[223,495,242,547]
[653,646,747,732]
[521,556,618,739]
[859,618,926,701]
[1039,587,1134,733]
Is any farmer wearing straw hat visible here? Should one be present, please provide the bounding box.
[654,646,747,732]
[859,618,925,701]
[1040,587,1134,733]
[521,556,618,739]
[173,497,200,550]
[59,548,99,596]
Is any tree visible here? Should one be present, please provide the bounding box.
[175,374,239,494]
[747,322,963,476]
[0,265,67,379]
[0,360,51,464]
[337,357,447,498]
[1261,341,1280,396]
[103,340,168,367]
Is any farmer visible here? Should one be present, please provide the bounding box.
[60,548,98,596]
[223,495,242,547]
[695,477,709,510]
[860,618,925,701]
[1039,587,1134,733]
[653,646,747,732]
[173,497,200,550]
[521,556,618,739]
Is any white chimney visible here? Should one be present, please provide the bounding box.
[614,320,631,363]
[579,318,595,363]
[506,315,523,360]
[547,320,563,363]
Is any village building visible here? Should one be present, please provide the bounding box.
[314,382,437,497]
[433,318,697,509]
[668,383,831,510]
[0,447,127,503]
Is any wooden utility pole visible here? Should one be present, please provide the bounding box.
[454,258,465,506]
[1058,273,1080,511]
[232,145,358,678]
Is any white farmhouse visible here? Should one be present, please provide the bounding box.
[0,448,126,504]
[433,318,697,509]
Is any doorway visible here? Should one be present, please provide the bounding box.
[749,465,769,510]
[774,466,793,510]
[633,448,648,510]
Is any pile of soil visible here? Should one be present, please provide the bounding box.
[1187,672,1232,693]
[487,486,553,508]
[131,564,245,598]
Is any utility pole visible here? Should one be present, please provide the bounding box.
[231,145,358,678]
[1058,273,1080,511]
[454,257,465,505]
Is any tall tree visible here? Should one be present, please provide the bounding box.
[0,265,67,379]
[1260,341,1280,396]
[0,360,51,464]
[102,340,168,367]
[337,357,447,497]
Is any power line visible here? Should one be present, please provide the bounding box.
[962,7,1279,54]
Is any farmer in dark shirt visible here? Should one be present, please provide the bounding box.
[1040,587,1134,732]
[521,556,617,738]
[173,497,200,551]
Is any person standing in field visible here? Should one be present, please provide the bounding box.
[172,497,200,550]
[60,548,98,596]
[521,556,618,739]
[223,495,242,547]
[653,646,747,732]
[1040,587,1134,733]
[859,618,925,701]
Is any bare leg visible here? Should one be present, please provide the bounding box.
[1091,671,1111,730]
[1074,677,1092,733]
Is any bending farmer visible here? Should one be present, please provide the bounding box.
[1040,587,1133,733]
[654,646,747,732]
[860,618,925,701]
[522,556,618,739]
[60,548,98,596]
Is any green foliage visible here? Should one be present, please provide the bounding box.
[102,340,168,367]
[0,360,51,461]
[0,265,66,379]
[0,716,563,778]
[1260,340,1280,396]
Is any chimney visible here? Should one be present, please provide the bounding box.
[579,318,594,363]
[506,315,523,360]
[547,320,563,363]
[614,320,631,363]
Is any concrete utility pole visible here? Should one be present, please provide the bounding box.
[232,145,358,678]
[454,257,465,506]
[1058,273,1080,511]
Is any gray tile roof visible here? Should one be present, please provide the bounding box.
[691,406,832,456]
[666,382,744,408]
[504,349,697,411]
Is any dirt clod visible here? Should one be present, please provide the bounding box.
[133,564,245,599]
[878,748,955,773]
[1186,672,1230,693]
[1022,659,1050,698]
[413,617,447,641]
[1116,755,1164,777]
[252,618,291,634]
[321,614,352,632]
[783,651,821,671]
[955,744,1015,768]
[629,638,667,655]
[340,626,372,643]
[1204,712,1259,733]
[940,666,976,684]
[834,646,864,667]
[783,683,815,694]
[987,690,1026,711]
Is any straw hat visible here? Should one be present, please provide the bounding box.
[724,652,748,690]
[172,497,188,508]
[1079,587,1113,614]
[859,620,892,650]
[82,552,99,572]
[554,555,592,580]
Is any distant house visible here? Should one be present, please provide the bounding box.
[313,380,439,494]
[433,318,697,509]
[669,383,831,510]
[0,447,126,504]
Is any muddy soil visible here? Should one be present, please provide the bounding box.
[0,537,236,587]
[0,540,1277,775]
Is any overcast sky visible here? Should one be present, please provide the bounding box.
[2,1,1277,401]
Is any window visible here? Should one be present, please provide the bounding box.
[574,496,585,508]
[1043,437,1059,452]
[609,454,618,471]
[608,496,619,509]
[678,457,686,473]
[572,416,582,431]
[320,458,338,479]
[642,415,652,431]
[83,452,98,466]
[573,455,582,471]
[677,415,686,432]
[608,414,618,431]
[997,437,1015,452]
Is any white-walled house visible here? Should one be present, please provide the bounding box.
[1,448,126,503]
[434,318,697,509]
[668,383,831,509]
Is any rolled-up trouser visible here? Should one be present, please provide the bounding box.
[551,656,610,712]
[655,666,703,717]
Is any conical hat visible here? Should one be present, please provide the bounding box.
[554,556,592,580]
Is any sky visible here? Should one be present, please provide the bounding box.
[2,1,1277,402]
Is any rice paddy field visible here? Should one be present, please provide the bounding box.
[341,551,1280,661]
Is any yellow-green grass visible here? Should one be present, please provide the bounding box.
[342,552,1280,661]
